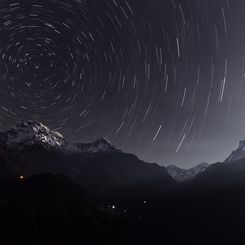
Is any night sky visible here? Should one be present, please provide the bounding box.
[0,0,245,167]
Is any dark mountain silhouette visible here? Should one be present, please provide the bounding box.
[0,121,176,205]
[186,141,245,189]
[3,122,245,244]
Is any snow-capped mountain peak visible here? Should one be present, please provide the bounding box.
[224,140,245,163]
[0,121,118,154]
[0,121,66,149]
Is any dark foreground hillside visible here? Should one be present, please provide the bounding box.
[135,185,245,245]
[2,173,245,245]
[0,174,144,245]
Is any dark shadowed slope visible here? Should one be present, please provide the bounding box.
[0,173,139,245]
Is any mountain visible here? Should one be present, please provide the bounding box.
[166,163,209,182]
[186,139,245,189]
[0,121,117,153]
[187,158,245,190]
[2,122,245,244]
[0,121,176,205]
[224,139,245,163]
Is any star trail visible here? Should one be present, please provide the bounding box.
[0,0,245,167]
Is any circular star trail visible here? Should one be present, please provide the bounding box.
[0,0,245,167]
